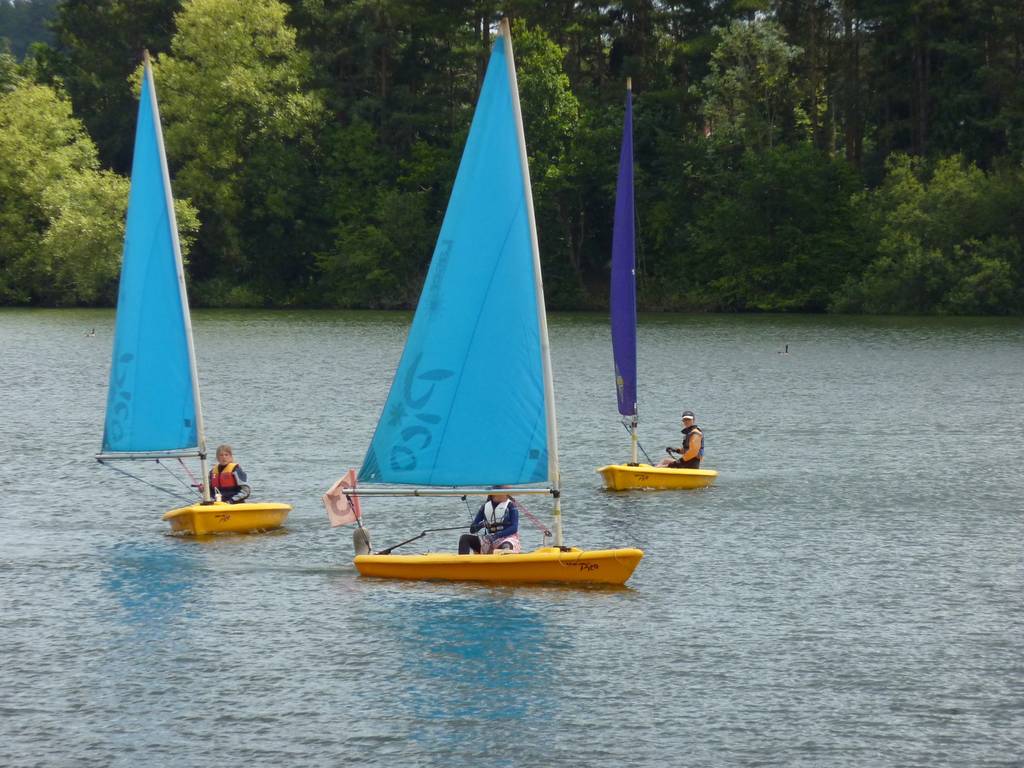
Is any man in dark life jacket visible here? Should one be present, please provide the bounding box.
[208,444,251,503]
[658,410,704,469]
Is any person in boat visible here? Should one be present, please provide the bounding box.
[458,492,521,554]
[208,444,251,504]
[658,410,704,469]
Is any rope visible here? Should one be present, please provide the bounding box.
[156,459,200,496]
[98,460,194,502]
[620,419,654,464]
[515,498,551,541]
[177,457,203,490]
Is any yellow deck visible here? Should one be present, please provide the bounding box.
[354,547,644,585]
[162,501,291,535]
[597,463,718,490]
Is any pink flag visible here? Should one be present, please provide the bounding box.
[323,469,362,527]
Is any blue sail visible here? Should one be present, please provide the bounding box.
[610,85,637,418]
[101,63,198,456]
[359,33,548,486]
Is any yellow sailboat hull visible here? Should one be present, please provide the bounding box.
[354,547,644,585]
[162,501,291,535]
[597,463,718,490]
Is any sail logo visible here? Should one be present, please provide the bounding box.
[104,352,135,446]
[386,352,454,473]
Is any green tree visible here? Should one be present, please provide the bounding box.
[41,0,180,172]
[152,0,322,305]
[685,144,866,311]
[833,154,1024,313]
[4,0,1021,313]
[512,20,584,305]
[0,0,57,59]
[698,18,806,151]
[0,44,18,90]
[314,119,444,308]
[293,1,483,308]
[0,77,196,305]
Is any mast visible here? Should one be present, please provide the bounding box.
[625,77,638,465]
[501,18,563,547]
[144,51,211,502]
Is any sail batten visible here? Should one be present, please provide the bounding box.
[358,23,550,489]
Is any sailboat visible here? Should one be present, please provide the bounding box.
[96,52,291,535]
[597,80,717,491]
[329,20,642,585]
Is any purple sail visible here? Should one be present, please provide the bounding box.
[610,85,636,417]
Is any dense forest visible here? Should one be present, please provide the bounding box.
[1,0,1023,313]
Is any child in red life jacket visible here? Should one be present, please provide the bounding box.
[208,444,251,504]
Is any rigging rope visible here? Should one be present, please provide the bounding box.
[98,460,193,502]
[156,459,200,496]
[515,498,551,543]
[177,457,203,490]
[621,419,654,464]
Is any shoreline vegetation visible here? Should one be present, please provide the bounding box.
[1,1,1023,315]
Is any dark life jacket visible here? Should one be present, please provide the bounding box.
[681,425,705,457]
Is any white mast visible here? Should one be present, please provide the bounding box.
[501,19,563,547]
[144,51,211,503]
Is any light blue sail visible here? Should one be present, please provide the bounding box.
[359,33,548,486]
[101,63,198,456]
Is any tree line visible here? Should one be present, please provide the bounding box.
[1,0,1023,314]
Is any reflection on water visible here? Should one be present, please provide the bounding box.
[101,541,206,632]
[401,593,553,718]
[364,585,575,767]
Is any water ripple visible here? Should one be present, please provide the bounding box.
[0,310,1022,767]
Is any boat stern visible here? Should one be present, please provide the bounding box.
[598,463,718,491]
[162,501,292,535]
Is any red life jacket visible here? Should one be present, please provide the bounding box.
[209,463,240,496]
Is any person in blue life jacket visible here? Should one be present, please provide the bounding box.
[458,492,521,554]
[658,410,704,469]
[208,444,251,503]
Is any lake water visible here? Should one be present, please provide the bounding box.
[1,309,1022,767]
